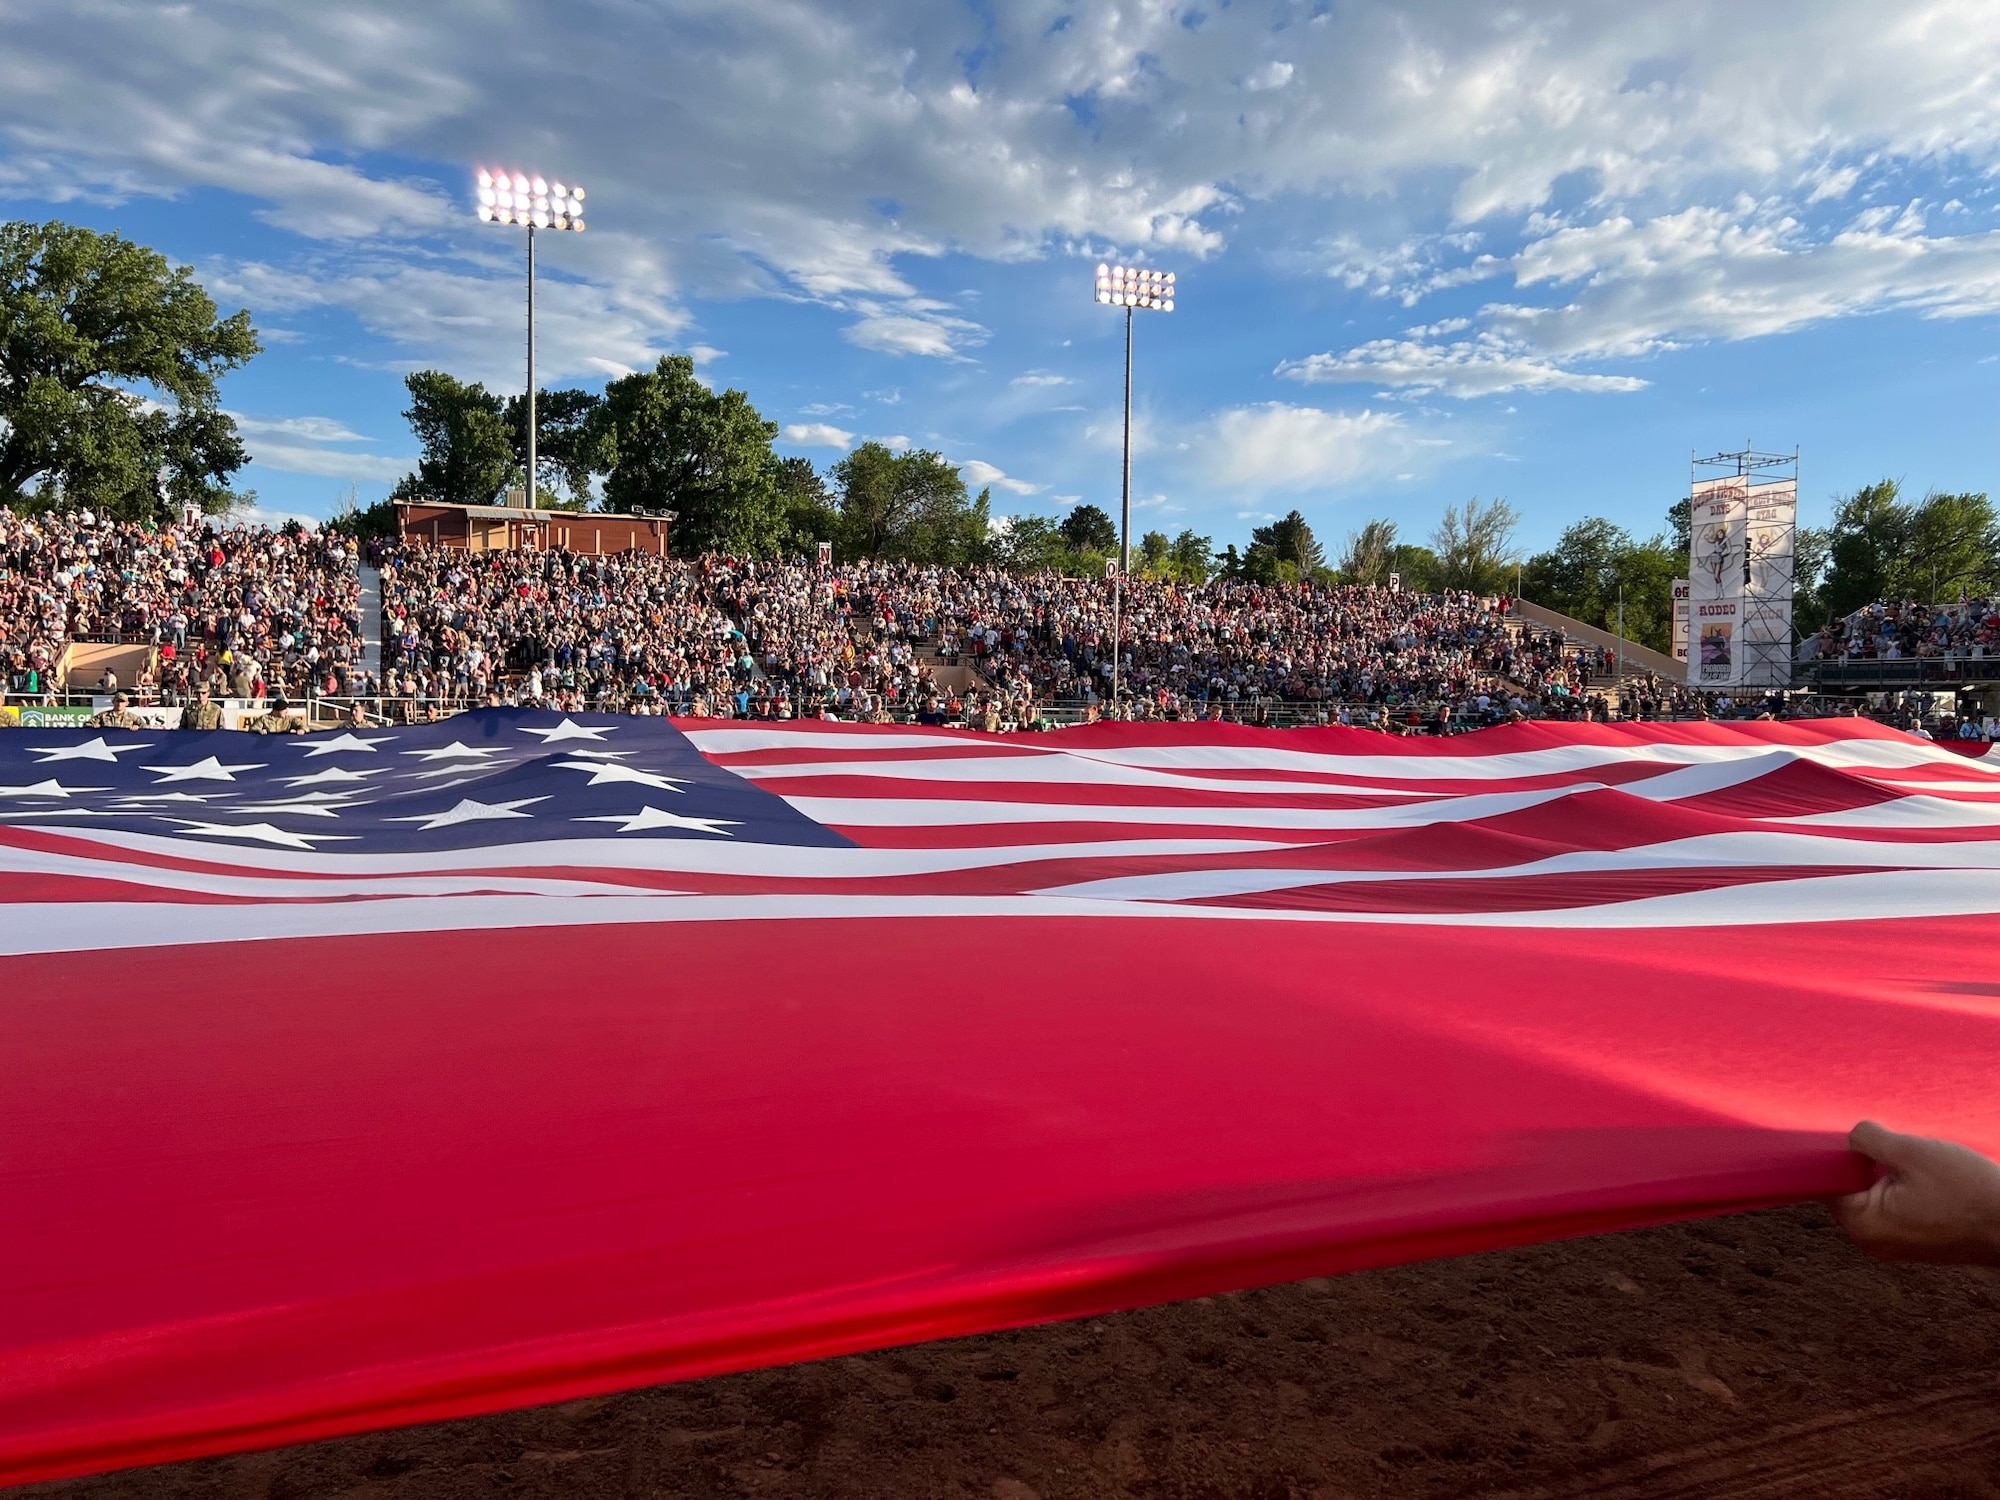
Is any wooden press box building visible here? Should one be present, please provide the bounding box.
[394,501,673,556]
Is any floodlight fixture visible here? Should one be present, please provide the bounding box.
[1094,263,1176,312]
[473,168,592,515]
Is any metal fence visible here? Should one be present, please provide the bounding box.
[1807,658,2000,691]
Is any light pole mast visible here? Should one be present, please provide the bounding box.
[526,223,535,509]
[1121,304,1133,574]
[1094,263,1176,712]
[477,169,587,508]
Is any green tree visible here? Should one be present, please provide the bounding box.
[1138,529,1172,574]
[1818,480,1909,620]
[598,355,782,555]
[995,514,1073,574]
[1521,517,1679,651]
[0,219,260,520]
[1167,528,1214,582]
[833,443,986,564]
[1898,490,2000,602]
[1245,509,1325,581]
[392,370,512,508]
[1521,517,1626,621]
[774,456,839,557]
[1384,543,1442,592]
[504,387,604,508]
[1430,497,1520,593]
[1338,519,1398,585]
[1666,496,1693,556]
[1060,503,1118,556]
[1792,525,1831,634]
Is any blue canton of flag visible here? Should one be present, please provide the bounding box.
[0,710,854,854]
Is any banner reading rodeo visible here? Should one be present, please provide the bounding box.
[1686,472,1796,688]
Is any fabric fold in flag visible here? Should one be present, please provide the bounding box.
[1,712,1996,1486]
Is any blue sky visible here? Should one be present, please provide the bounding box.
[3,0,1998,556]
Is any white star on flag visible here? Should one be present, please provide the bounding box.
[554,759,691,793]
[28,737,155,763]
[520,719,614,743]
[172,821,358,850]
[576,806,739,836]
[108,792,222,805]
[0,779,103,799]
[279,766,387,788]
[387,797,547,832]
[400,743,504,763]
[298,733,394,757]
[140,757,267,783]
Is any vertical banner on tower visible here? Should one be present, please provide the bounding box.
[1688,476,1747,687]
[1671,579,1691,669]
[1741,478,1798,687]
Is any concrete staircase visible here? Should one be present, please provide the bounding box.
[357,561,384,679]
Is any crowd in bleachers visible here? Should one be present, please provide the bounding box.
[0,509,1796,731]
[0,507,367,702]
[379,540,1674,728]
[1815,597,2000,663]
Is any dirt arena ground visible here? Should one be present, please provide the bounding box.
[29,1204,2000,1499]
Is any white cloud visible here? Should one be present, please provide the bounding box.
[841,304,988,359]
[1203,404,1415,491]
[1280,338,1649,398]
[204,249,691,389]
[243,442,413,483]
[1010,371,1072,387]
[234,501,330,528]
[781,422,855,448]
[229,413,375,444]
[228,409,413,482]
[1242,61,1294,93]
[1287,199,2000,396]
[960,459,1042,495]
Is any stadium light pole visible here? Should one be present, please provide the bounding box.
[1093,263,1175,710]
[476,169,587,509]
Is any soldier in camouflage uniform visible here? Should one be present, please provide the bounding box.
[243,699,307,734]
[179,686,224,731]
[87,692,146,729]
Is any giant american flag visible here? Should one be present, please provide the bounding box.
[2,710,1998,1483]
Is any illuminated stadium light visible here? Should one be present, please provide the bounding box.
[473,168,593,517]
[1094,263,1176,312]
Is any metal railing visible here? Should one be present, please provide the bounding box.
[1808,658,2000,690]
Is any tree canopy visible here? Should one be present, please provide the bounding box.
[1812,479,2000,621]
[504,386,604,509]
[832,442,991,565]
[1430,497,1521,593]
[1243,509,1326,582]
[1135,527,1213,583]
[598,355,783,555]
[392,371,512,509]
[0,219,260,521]
[1059,503,1118,556]
[1521,517,1680,651]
